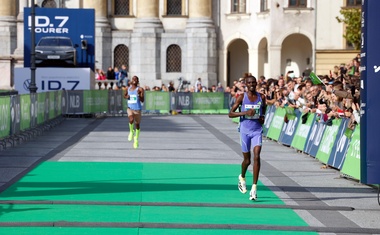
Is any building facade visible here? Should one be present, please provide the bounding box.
[0,0,360,90]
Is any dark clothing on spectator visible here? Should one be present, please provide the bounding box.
[107,70,115,80]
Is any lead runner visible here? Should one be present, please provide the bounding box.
[228,75,266,200]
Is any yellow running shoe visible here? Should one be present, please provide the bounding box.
[128,131,134,141]
[133,137,139,149]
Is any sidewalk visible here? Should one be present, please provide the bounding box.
[0,115,379,235]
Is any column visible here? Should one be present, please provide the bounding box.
[14,0,28,56]
[83,0,111,71]
[0,0,16,90]
[268,45,282,78]
[185,0,216,87]
[0,0,17,54]
[131,0,163,85]
[248,48,259,77]
[187,0,213,29]
[134,0,162,30]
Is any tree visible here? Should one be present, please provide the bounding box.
[336,8,361,50]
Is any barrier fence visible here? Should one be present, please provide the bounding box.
[262,106,360,181]
[0,90,360,181]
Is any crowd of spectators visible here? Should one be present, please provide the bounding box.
[258,54,361,131]
[94,55,361,131]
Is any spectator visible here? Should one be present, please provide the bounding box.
[114,67,120,80]
[106,66,115,80]
[98,69,106,80]
[168,81,176,92]
[194,78,202,92]
[118,64,128,87]
[216,82,224,92]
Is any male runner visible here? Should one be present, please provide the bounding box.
[228,75,266,200]
[124,76,144,149]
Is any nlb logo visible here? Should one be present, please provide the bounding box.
[28,16,69,34]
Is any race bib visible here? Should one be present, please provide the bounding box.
[244,104,260,119]
[128,94,137,104]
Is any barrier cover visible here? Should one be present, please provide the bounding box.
[144,91,170,113]
[192,92,224,113]
[30,93,38,128]
[341,124,361,180]
[37,92,46,125]
[10,95,21,135]
[278,109,301,146]
[291,113,315,151]
[0,97,11,138]
[263,105,276,136]
[20,94,31,131]
[83,90,108,113]
[316,118,342,164]
[327,118,351,169]
[266,107,285,141]
[304,121,326,157]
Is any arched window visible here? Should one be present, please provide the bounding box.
[167,0,182,16]
[114,45,129,69]
[166,45,181,72]
[114,0,130,16]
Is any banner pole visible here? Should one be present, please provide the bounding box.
[29,0,38,93]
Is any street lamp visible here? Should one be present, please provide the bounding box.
[29,0,38,93]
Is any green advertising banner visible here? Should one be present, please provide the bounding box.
[84,90,108,113]
[291,113,315,151]
[49,92,55,120]
[20,94,31,131]
[144,91,170,112]
[0,97,11,138]
[192,92,224,111]
[285,106,296,120]
[341,124,360,180]
[56,90,62,116]
[315,118,342,164]
[266,107,286,141]
[37,92,46,125]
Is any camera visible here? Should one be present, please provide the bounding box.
[177,77,190,92]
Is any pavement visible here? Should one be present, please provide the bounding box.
[0,114,379,235]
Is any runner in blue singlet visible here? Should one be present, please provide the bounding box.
[228,75,266,201]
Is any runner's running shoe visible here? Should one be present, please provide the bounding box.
[249,187,257,201]
[133,137,139,149]
[238,174,247,194]
[128,131,134,141]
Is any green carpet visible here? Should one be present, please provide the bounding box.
[0,162,317,234]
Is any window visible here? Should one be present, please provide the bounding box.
[115,0,130,16]
[42,0,57,8]
[260,0,268,12]
[347,0,361,7]
[166,45,181,72]
[114,45,129,69]
[288,0,306,8]
[231,0,246,14]
[167,0,182,16]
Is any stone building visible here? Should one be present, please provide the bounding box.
[0,0,360,90]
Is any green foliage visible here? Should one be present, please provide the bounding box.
[336,8,361,50]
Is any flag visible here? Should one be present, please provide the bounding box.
[309,72,323,85]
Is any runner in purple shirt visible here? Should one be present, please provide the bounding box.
[228,75,266,201]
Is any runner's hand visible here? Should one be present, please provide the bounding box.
[246,109,256,117]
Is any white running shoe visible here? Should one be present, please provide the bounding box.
[238,174,247,194]
[249,188,257,201]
